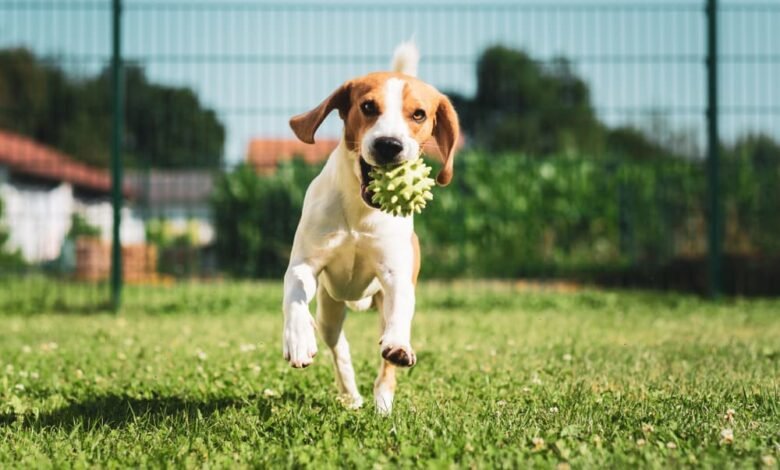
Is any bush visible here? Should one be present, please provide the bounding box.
[211,158,321,277]
[0,198,24,270]
[210,151,779,280]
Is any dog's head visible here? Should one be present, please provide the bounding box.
[289,71,459,208]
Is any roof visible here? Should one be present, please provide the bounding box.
[247,138,339,172]
[125,170,216,205]
[0,129,130,196]
[246,137,462,173]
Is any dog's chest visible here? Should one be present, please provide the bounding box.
[318,230,383,301]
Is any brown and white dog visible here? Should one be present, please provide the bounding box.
[282,42,459,414]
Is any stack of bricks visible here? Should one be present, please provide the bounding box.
[74,238,159,283]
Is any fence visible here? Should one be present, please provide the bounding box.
[0,1,778,311]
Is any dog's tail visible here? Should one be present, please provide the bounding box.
[392,40,419,77]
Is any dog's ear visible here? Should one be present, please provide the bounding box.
[289,82,352,144]
[432,94,460,186]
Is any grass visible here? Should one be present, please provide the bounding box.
[0,280,778,468]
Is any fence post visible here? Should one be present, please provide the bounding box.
[110,0,124,311]
[706,0,722,298]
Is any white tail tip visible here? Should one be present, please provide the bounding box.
[392,41,419,77]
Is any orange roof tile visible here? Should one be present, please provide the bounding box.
[0,129,131,196]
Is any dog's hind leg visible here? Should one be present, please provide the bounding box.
[317,285,363,409]
[372,291,397,415]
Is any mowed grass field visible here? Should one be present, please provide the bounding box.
[0,281,778,468]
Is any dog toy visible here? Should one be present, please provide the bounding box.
[368,158,435,216]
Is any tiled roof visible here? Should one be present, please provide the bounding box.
[247,138,339,172]
[0,129,130,195]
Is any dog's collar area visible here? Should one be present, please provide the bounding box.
[359,156,381,210]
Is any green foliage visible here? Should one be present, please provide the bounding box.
[0,281,778,467]
[451,46,605,156]
[414,151,708,277]
[211,158,321,277]
[209,149,779,279]
[66,214,101,240]
[145,218,197,248]
[0,198,24,269]
[723,134,780,254]
[0,48,225,168]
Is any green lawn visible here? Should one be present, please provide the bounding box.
[0,281,778,468]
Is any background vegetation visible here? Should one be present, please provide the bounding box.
[0,48,225,168]
[1,45,779,291]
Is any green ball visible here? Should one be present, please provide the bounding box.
[367,158,435,217]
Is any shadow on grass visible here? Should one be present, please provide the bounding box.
[0,392,273,430]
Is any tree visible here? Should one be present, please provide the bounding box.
[451,46,605,156]
[0,48,225,169]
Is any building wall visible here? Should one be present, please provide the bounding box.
[0,173,145,263]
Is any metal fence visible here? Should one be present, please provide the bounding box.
[0,1,778,310]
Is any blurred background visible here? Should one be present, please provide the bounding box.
[0,0,778,310]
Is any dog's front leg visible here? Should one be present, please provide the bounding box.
[378,274,417,368]
[282,262,319,368]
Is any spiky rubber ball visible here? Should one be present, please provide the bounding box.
[368,158,435,217]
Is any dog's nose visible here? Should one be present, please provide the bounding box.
[372,137,404,163]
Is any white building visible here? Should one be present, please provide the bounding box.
[0,130,144,263]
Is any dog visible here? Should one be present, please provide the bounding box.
[282,41,459,414]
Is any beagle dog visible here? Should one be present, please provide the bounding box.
[282,42,459,414]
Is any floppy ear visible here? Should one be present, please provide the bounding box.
[289,82,352,144]
[432,94,460,186]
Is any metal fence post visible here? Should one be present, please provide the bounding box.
[706,0,722,298]
[110,0,124,311]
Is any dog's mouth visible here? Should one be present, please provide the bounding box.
[359,157,381,209]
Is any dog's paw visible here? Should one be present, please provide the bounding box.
[283,315,318,368]
[374,389,394,416]
[380,342,416,367]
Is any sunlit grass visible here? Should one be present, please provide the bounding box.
[1,281,778,467]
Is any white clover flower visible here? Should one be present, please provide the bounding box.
[562,353,573,362]
[14,383,25,392]
[549,406,559,413]
[636,438,646,447]
[196,350,208,361]
[724,408,735,423]
[531,437,545,451]
[240,343,257,353]
[263,388,278,398]
[761,455,776,467]
[720,428,734,445]
[642,423,654,434]
[21,345,32,354]
[666,442,677,449]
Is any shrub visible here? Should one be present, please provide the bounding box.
[0,198,25,269]
[211,158,321,277]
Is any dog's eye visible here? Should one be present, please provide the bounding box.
[360,100,379,116]
[412,109,426,122]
